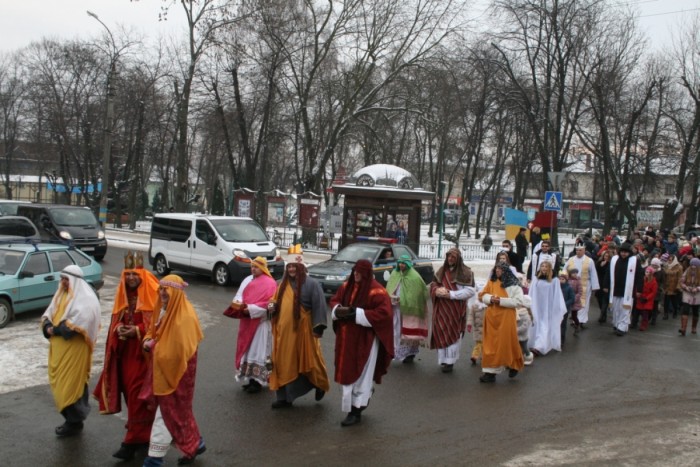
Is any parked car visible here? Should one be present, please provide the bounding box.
[0,242,104,328]
[307,241,434,298]
[0,216,41,242]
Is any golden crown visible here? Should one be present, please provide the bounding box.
[124,251,144,269]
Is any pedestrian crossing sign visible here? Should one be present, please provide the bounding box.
[544,191,562,211]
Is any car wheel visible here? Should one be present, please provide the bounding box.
[0,298,12,329]
[154,254,170,276]
[94,254,105,261]
[213,263,230,286]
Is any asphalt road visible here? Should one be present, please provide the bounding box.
[1,246,700,466]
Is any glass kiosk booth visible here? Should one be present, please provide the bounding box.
[330,164,434,253]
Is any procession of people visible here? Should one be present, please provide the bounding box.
[34,223,700,463]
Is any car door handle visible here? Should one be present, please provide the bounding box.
[45,275,55,281]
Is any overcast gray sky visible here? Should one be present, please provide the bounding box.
[0,0,698,54]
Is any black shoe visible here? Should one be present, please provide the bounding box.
[615,328,625,336]
[271,400,293,409]
[245,380,262,393]
[470,357,477,366]
[580,323,587,330]
[55,422,83,437]
[508,368,518,378]
[479,373,496,383]
[314,389,325,401]
[402,355,415,364]
[112,443,137,460]
[441,364,454,373]
[177,440,206,465]
[340,410,362,427]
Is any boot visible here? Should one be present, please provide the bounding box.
[341,406,362,427]
[639,311,649,331]
[692,317,698,335]
[679,316,688,337]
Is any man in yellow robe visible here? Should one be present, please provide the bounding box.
[41,265,101,437]
[268,257,330,408]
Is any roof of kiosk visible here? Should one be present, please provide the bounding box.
[332,164,434,200]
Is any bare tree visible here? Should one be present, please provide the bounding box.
[0,52,27,199]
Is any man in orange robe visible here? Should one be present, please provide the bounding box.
[93,251,159,460]
[268,257,330,408]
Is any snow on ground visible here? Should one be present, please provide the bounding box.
[0,271,219,396]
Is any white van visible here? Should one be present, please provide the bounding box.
[148,214,284,285]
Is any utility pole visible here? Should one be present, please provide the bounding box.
[98,63,116,226]
[87,10,117,227]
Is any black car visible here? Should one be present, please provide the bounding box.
[307,241,435,298]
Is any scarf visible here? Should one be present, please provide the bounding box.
[386,266,428,318]
[149,275,203,395]
[42,265,101,350]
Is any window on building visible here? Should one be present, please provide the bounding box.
[664,184,675,196]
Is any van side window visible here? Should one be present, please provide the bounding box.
[195,220,215,243]
[23,252,50,275]
[152,217,192,242]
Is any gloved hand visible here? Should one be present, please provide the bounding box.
[335,306,356,320]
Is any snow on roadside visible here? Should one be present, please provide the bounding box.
[0,273,218,395]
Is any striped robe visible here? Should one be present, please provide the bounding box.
[430,270,474,349]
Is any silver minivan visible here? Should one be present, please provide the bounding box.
[148,214,284,285]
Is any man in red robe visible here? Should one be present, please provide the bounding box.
[330,259,393,427]
[93,251,160,460]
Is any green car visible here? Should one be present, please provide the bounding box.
[0,242,104,328]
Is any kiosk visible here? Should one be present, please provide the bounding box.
[330,164,434,253]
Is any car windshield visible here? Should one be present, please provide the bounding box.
[51,208,98,226]
[210,219,268,242]
[334,244,380,263]
[0,250,25,275]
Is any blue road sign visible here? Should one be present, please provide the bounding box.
[544,191,562,211]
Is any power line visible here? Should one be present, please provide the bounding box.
[639,7,700,18]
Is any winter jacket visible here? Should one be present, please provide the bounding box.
[636,278,657,311]
[663,262,683,296]
[680,269,700,305]
[467,301,485,342]
[560,282,575,312]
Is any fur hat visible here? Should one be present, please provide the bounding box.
[618,243,633,253]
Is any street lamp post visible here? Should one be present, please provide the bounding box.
[87,10,117,227]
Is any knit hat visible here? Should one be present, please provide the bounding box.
[650,258,662,268]
[660,253,671,263]
[645,266,655,274]
[690,258,700,268]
